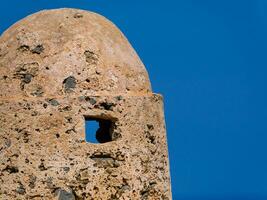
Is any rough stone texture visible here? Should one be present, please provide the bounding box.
[0,8,172,199]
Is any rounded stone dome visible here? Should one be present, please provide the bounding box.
[0,8,151,99]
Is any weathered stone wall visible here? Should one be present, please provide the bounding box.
[0,9,172,200]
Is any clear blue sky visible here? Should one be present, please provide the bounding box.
[1,1,267,199]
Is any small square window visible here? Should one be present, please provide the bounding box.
[85,117,114,143]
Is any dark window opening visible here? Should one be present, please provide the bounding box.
[85,117,114,144]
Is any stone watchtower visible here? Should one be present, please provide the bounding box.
[0,9,172,199]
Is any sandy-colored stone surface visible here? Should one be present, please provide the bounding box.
[0,8,172,199]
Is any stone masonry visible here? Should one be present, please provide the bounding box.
[0,8,172,199]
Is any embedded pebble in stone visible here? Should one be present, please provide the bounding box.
[31,44,44,54]
[63,76,76,92]
[18,45,30,52]
[84,50,98,65]
[16,184,26,195]
[30,86,44,97]
[3,165,19,173]
[57,189,75,200]
[62,166,70,172]
[47,99,60,106]
[23,73,33,84]
[85,96,97,105]
[28,175,37,189]
[99,101,115,110]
